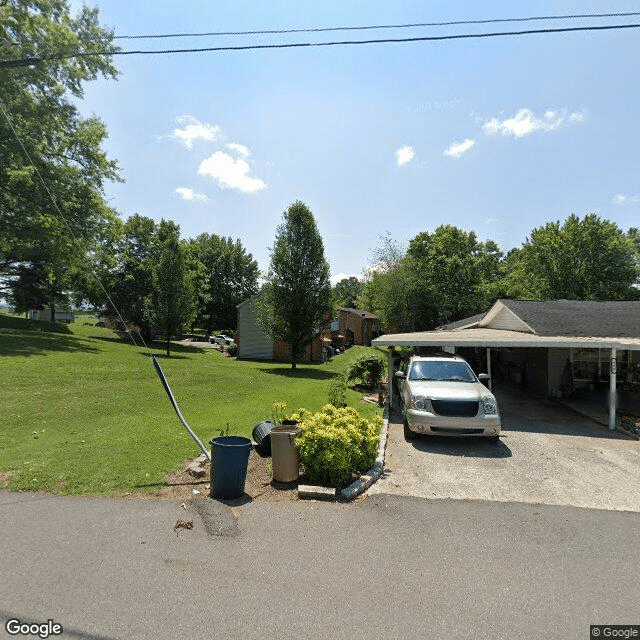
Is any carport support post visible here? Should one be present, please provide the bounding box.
[609,347,617,430]
[388,348,394,408]
[486,347,492,392]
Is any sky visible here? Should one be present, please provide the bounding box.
[69,0,640,284]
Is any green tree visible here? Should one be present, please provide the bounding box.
[503,214,639,300]
[332,276,363,310]
[0,1,120,307]
[144,221,195,357]
[257,201,332,369]
[360,226,502,331]
[187,234,259,333]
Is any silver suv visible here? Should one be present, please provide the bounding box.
[395,355,501,439]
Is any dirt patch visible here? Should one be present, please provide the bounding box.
[0,471,13,486]
[117,447,302,502]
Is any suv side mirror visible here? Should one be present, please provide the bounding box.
[394,370,405,378]
[478,373,490,382]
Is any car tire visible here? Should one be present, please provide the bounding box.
[404,419,417,441]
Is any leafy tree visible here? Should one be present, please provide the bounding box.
[0,1,120,308]
[360,226,502,331]
[144,221,195,357]
[332,276,363,310]
[503,214,639,300]
[257,201,332,369]
[187,234,259,333]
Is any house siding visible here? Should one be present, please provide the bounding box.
[237,301,273,360]
[487,307,532,333]
[338,310,380,347]
[548,348,571,397]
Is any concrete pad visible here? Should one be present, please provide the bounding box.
[370,386,640,512]
[190,496,238,536]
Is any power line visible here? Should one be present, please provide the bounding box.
[3,22,640,68]
[113,11,640,39]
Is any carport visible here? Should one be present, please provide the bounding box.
[372,328,640,430]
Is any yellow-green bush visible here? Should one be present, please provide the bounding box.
[291,404,382,485]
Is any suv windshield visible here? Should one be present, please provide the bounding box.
[409,361,476,383]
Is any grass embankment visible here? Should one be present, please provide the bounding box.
[0,314,383,496]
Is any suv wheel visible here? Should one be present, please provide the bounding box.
[404,418,417,441]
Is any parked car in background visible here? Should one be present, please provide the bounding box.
[395,355,500,439]
[210,334,234,346]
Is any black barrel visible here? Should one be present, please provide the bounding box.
[252,420,275,454]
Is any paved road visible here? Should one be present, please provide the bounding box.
[371,386,640,511]
[1,489,639,640]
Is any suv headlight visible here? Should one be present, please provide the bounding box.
[482,396,498,415]
[411,395,429,411]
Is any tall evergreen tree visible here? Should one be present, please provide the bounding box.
[257,201,332,369]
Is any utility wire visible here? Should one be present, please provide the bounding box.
[113,11,640,39]
[0,98,150,352]
[2,22,640,67]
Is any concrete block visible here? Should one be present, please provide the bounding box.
[298,485,336,500]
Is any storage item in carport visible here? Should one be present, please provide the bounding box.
[252,420,275,454]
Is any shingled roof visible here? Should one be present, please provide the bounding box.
[497,299,640,338]
[439,299,640,339]
[338,307,379,319]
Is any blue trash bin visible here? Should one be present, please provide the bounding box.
[209,436,253,499]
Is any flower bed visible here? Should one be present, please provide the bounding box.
[290,404,382,485]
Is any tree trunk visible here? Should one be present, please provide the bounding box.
[291,356,297,370]
[166,336,171,357]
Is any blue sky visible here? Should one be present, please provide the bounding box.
[71,1,640,282]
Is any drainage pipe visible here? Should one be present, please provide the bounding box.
[151,355,211,461]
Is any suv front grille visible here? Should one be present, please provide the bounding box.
[431,400,479,417]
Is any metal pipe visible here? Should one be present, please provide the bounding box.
[609,348,617,430]
[151,355,211,461]
[388,348,394,409]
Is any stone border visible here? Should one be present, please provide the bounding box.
[340,401,390,501]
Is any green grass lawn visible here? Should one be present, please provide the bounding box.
[0,314,384,496]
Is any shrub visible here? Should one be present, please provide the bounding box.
[291,404,382,485]
[226,343,238,357]
[327,374,348,408]
[346,351,387,389]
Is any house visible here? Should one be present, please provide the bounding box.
[442,300,640,398]
[334,307,381,348]
[28,307,74,323]
[236,296,330,362]
[373,299,640,429]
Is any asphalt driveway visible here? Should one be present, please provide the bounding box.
[369,385,640,512]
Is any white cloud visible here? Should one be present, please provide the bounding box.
[175,187,208,202]
[330,273,361,286]
[198,151,266,193]
[485,217,500,224]
[483,108,584,138]
[227,143,251,157]
[395,145,415,166]
[613,193,640,206]
[171,115,220,148]
[444,138,475,158]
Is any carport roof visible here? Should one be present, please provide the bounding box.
[372,327,640,350]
